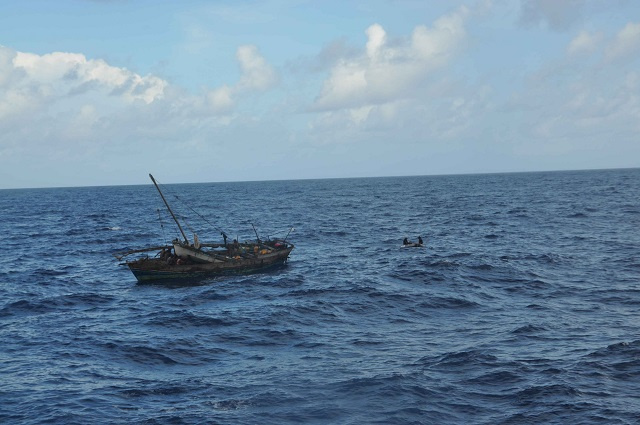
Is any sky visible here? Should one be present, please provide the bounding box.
[0,0,639,189]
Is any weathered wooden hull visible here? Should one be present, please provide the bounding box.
[117,175,296,284]
[126,246,293,283]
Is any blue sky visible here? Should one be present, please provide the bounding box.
[1,0,639,188]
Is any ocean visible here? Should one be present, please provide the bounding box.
[1,169,639,424]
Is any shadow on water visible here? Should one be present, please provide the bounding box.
[132,263,294,289]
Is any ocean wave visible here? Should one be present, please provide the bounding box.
[101,340,221,366]
[0,293,115,316]
[144,310,238,328]
[416,296,479,309]
[511,324,547,334]
[2,170,639,424]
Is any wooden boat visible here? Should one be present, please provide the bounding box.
[114,174,294,283]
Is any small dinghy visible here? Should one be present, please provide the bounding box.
[401,236,424,248]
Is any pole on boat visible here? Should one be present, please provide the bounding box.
[149,174,189,244]
[283,227,294,243]
[251,223,261,243]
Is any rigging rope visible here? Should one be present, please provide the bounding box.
[153,177,228,239]
[172,193,227,236]
[156,208,167,244]
[151,177,293,244]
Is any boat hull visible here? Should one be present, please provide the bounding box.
[126,246,293,283]
[117,174,296,284]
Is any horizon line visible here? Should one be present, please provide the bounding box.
[2,166,638,191]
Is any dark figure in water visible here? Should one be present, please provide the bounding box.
[418,236,423,245]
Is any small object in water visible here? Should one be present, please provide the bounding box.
[402,236,424,248]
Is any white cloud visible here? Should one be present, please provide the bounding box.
[0,42,277,127]
[207,85,234,112]
[306,79,493,151]
[566,21,640,65]
[605,22,640,63]
[312,6,470,112]
[2,2,639,188]
[13,50,167,104]
[365,24,386,59]
[567,30,602,56]
[0,42,280,171]
[200,44,277,115]
[506,19,640,158]
[412,9,469,61]
[236,45,277,92]
[0,46,16,86]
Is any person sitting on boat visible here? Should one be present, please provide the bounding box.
[418,236,423,245]
[403,237,410,245]
[160,247,172,261]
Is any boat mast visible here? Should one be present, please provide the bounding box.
[149,174,189,244]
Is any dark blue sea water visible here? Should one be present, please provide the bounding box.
[1,169,639,424]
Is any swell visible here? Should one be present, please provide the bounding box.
[1,169,639,424]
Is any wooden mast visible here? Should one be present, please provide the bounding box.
[149,174,189,244]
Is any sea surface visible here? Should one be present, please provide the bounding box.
[1,169,639,424]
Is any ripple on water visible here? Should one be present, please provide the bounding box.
[1,170,639,424]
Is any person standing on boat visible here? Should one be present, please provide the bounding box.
[227,239,239,255]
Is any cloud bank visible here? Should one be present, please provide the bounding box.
[0,43,276,154]
[0,1,638,188]
[312,6,470,111]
